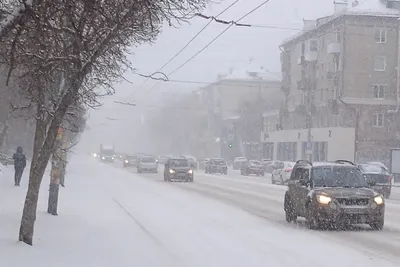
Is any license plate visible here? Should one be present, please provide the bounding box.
[344,207,364,214]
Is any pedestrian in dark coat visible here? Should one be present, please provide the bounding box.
[13,147,26,186]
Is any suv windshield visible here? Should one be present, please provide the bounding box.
[212,159,225,164]
[170,159,188,167]
[312,166,367,188]
[141,157,155,163]
[250,160,261,165]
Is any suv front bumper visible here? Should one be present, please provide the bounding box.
[314,204,385,224]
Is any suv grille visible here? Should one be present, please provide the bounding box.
[336,198,369,206]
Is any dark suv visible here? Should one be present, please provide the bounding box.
[205,158,228,174]
[284,160,385,230]
[164,157,193,182]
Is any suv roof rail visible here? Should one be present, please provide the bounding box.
[334,160,356,166]
[295,159,312,166]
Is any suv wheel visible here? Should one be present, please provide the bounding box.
[284,193,297,223]
[370,217,384,230]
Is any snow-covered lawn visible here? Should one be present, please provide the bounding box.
[0,156,398,267]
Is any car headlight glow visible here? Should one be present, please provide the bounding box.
[125,160,128,163]
[112,157,115,160]
[102,156,105,160]
[188,169,193,174]
[93,153,97,157]
[374,196,384,205]
[316,195,332,204]
[169,169,175,174]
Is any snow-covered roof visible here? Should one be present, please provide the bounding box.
[282,0,400,46]
[216,60,281,81]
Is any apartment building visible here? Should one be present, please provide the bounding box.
[262,0,400,165]
[201,69,281,159]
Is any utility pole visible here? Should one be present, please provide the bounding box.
[47,127,65,215]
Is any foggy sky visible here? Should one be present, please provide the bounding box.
[80,0,336,153]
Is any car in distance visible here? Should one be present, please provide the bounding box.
[359,163,392,198]
[205,158,228,174]
[184,155,199,170]
[137,155,158,173]
[164,157,193,182]
[123,155,138,168]
[284,160,385,230]
[271,161,295,184]
[240,160,265,176]
[233,157,247,170]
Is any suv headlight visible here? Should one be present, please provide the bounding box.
[316,195,332,204]
[374,196,384,205]
[169,169,175,174]
[125,160,128,163]
[188,169,193,174]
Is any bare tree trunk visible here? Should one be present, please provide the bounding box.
[0,112,11,149]
[19,91,73,245]
[18,119,49,245]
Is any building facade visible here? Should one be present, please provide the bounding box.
[262,0,400,166]
[201,73,281,160]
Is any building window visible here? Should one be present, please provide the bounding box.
[372,113,384,127]
[375,28,387,43]
[263,142,274,159]
[334,31,341,43]
[372,84,386,99]
[277,142,297,161]
[374,56,386,71]
[309,39,318,52]
[313,142,328,161]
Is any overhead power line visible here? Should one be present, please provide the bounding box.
[195,13,301,30]
[166,0,273,78]
[138,0,242,93]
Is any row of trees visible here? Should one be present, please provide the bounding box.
[0,0,208,245]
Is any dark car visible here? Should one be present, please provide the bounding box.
[359,163,392,198]
[100,149,115,162]
[184,156,199,170]
[205,158,228,174]
[164,157,193,182]
[284,160,385,230]
[241,160,265,176]
[123,155,138,168]
[233,157,247,170]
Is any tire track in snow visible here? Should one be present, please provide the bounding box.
[112,197,163,246]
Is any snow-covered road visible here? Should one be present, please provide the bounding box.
[125,162,400,264]
[1,156,399,266]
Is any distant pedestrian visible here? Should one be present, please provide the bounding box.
[13,147,26,186]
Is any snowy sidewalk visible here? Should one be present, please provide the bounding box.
[1,156,399,267]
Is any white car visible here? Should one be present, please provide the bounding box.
[271,161,295,184]
[137,156,158,173]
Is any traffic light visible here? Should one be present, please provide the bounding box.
[228,143,233,148]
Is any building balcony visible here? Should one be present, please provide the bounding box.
[304,51,318,61]
[327,42,341,54]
